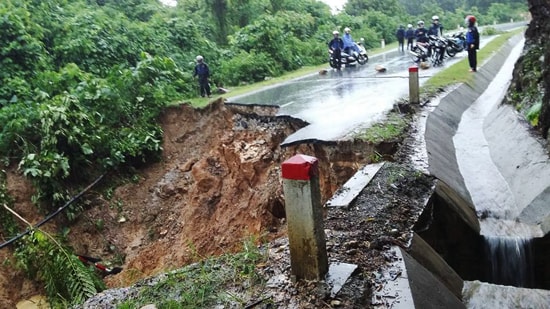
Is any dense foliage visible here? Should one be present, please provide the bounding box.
[0,0,529,306]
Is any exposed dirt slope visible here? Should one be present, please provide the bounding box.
[1,98,388,306]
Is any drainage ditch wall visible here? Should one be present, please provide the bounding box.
[422,33,550,290]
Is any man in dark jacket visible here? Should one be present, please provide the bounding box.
[193,55,211,98]
[465,15,480,72]
[414,21,428,43]
[405,24,415,50]
[396,25,405,52]
[428,15,443,37]
[328,30,344,70]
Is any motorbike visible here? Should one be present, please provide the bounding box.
[328,49,357,69]
[428,35,447,67]
[444,31,466,57]
[409,41,430,64]
[409,35,447,67]
[354,40,369,65]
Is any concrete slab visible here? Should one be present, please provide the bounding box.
[325,262,358,297]
[325,162,385,207]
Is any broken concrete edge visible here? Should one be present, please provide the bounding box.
[325,162,385,208]
[409,233,464,299]
[425,33,523,218]
[372,246,465,309]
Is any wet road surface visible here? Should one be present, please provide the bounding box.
[227,49,467,145]
[227,23,525,145]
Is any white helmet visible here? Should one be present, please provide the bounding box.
[344,27,351,33]
[432,15,439,21]
[333,30,339,35]
[417,20,424,26]
[407,24,412,28]
[196,55,203,62]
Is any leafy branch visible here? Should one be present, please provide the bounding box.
[5,204,104,307]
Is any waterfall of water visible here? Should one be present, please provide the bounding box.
[484,236,534,288]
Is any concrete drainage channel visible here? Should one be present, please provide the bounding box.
[416,32,550,307]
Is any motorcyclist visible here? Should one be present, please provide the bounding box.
[428,15,443,37]
[328,30,344,70]
[428,16,445,62]
[342,27,360,57]
[414,21,428,44]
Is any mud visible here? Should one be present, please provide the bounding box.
[0,98,406,307]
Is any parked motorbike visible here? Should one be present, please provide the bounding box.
[328,49,357,69]
[354,39,369,65]
[428,35,447,67]
[409,35,447,67]
[409,42,430,63]
[444,31,466,57]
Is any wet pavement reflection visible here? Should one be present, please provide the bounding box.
[228,49,465,145]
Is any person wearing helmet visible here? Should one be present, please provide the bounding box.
[328,30,344,70]
[428,15,445,62]
[414,21,428,43]
[395,25,405,52]
[405,24,415,50]
[342,27,360,57]
[193,55,211,98]
[465,15,479,72]
[428,15,443,37]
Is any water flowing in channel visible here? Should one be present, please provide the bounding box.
[484,236,534,288]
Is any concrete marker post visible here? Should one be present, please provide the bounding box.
[409,65,420,104]
[281,154,328,280]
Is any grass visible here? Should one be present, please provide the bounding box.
[353,112,409,144]
[423,27,525,92]
[116,238,265,309]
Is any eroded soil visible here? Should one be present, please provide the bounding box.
[1,98,414,308]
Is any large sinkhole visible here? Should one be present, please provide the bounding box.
[413,181,550,290]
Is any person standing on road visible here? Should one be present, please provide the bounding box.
[405,24,415,50]
[428,15,443,37]
[329,30,344,70]
[193,55,211,98]
[465,15,480,72]
[396,25,405,52]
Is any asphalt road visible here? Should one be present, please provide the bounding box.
[226,22,526,146]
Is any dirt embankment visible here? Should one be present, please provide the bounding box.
[0,99,395,306]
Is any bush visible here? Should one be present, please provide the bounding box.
[219,51,280,85]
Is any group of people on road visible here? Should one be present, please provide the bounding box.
[195,14,481,98]
[328,27,363,70]
[395,17,441,52]
[394,15,479,71]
